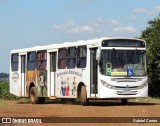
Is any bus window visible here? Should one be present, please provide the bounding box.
[37,51,47,70]
[77,46,87,68]
[11,54,19,71]
[67,47,76,69]
[50,52,57,72]
[27,51,36,70]
[58,48,67,69]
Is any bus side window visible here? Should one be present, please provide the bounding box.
[37,50,47,70]
[67,47,76,69]
[58,48,67,69]
[11,53,19,71]
[77,46,87,68]
[27,52,36,70]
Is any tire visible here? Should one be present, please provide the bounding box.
[80,86,88,106]
[121,99,128,105]
[30,86,38,104]
[38,97,45,104]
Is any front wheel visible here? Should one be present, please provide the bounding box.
[30,86,38,104]
[80,86,88,106]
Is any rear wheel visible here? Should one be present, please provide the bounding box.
[80,86,88,106]
[30,86,38,104]
[38,97,45,104]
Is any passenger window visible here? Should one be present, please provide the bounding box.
[58,48,67,69]
[50,52,57,72]
[11,54,19,71]
[67,47,76,69]
[77,46,87,68]
[27,52,36,70]
[37,51,47,70]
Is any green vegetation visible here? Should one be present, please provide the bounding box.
[0,81,19,100]
[139,15,160,98]
[0,73,9,78]
[0,99,8,108]
[129,97,160,103]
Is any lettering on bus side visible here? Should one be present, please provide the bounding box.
[56,70,82,97]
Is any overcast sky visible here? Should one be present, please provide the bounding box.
[0,0,160,72]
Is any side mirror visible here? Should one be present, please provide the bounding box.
[96,47,101,61]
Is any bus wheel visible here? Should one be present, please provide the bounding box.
[121,99,128,105]
[38,97,45,104]
[30,87,38,104]
[80,86,88,106]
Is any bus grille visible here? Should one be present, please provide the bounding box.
[111,78,143,82]
[114,86,139,89]
[113,86,138,95]
[116,91,138,95]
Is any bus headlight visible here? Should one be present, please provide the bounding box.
[100,79,113,89]
[138,82,148,89]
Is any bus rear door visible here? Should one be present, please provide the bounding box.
[20,54,26,97]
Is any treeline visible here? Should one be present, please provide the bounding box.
[139,15,160,97]
[0,73,9,78]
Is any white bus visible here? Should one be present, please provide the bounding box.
[10,37,148,105]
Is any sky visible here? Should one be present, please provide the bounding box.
[0,0,160,73]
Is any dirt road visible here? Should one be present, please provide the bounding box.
[0,99,160,126]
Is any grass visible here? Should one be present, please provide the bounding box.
[0,99,8,108]
[129,97,160,103]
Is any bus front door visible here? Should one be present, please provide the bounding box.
[90,48,98,97]
[49,52,57,97]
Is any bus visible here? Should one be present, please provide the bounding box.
[10,37,148,105]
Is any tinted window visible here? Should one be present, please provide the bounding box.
[77,46,87,68]
[37,51,47,70]
[67,47,76,69]
[102,39,145,48]
[58,48,67,69]
[50,52,57,72]
[11,54,19,71]
[27,52,36,70]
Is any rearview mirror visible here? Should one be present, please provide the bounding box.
[96,47,101,61]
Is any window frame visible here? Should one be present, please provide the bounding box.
[67,46,77,69]
[37,50,47,70]
[77,45,87,68]
[27,51,37,70]
[50,52,57,72]
[11,53,19,71]
[58,48,67,69]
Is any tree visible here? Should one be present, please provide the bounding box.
[140,15,160,97]
[0,73,9,78]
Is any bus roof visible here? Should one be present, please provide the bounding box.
[10,37,145,54]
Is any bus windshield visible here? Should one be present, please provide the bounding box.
[100,49,147,76]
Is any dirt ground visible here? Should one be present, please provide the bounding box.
[0,99,160,126]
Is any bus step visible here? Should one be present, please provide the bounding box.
[49,96,57,100]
